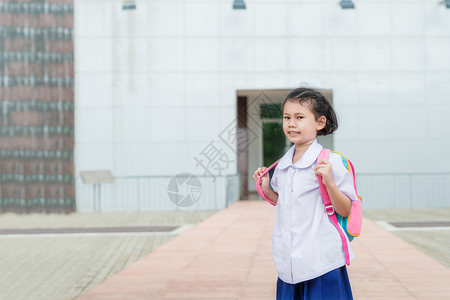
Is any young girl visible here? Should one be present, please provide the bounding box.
[253,88,357,299]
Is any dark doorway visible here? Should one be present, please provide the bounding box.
[237,96,248,199]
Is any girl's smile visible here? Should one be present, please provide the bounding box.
[287,131,300,136]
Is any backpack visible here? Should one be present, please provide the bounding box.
[255,148,362,266]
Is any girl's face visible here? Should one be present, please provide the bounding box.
[283,100,326,146]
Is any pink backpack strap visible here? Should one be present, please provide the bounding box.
[256,160,279,206]
[317,149,351,266]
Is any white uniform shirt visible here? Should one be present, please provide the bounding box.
[270,139,357,284]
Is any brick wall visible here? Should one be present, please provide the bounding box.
[0,0,74,213]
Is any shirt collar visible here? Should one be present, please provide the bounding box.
[277,139,323,170]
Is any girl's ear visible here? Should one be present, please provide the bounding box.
[316,116,326,131]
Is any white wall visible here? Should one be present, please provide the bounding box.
[74,0,450,208]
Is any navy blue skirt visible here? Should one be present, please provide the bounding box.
[276,266,353,300]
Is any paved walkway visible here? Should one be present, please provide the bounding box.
[0,210,216,300]
[79,201,450,299]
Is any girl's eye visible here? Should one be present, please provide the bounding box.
[297,116,303,120]
[284,116,290,120]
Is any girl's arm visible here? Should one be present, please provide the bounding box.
[253,167,279,205]
[261,186,279,205]
[314,161,352,216]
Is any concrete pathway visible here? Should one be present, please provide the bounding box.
[79,201,450,299]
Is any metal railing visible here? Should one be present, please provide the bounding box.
[75,174,241,212]
[357,173,450,209]
[74,172,450,212]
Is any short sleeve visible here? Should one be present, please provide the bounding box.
[329,153,357,202]
[270,166,279,193]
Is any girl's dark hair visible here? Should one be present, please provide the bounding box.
[284,88,338,136]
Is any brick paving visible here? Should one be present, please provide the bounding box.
[364,208,450,269]
[79,201,450,299]
[0,210,215,300]
[1,203,449,299]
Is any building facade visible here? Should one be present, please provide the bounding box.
[73,0,450,211]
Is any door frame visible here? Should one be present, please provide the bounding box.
[236,88,334,196]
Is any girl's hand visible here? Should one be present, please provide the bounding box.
[253,167,271,193]
[315,160,334,187]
